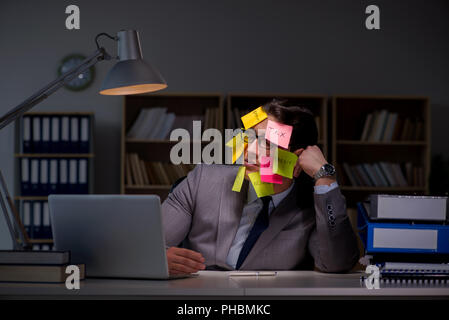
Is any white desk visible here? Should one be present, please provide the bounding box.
[0,271,448,299]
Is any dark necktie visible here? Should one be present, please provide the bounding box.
[236,196,272,269]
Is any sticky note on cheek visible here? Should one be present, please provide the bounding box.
[265,120,293,149]
[232,166,246,192]
[226,133,246,164]
[241,106,268,130]
[260,156,283,184]
[272,148,298,179]
[248,171,274,198]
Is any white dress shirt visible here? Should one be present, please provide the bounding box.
[226,180,338,269]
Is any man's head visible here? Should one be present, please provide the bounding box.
[243,99,318,180]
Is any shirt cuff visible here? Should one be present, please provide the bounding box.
[314,181,339,194]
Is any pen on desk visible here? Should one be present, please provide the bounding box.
[228,271,277,277]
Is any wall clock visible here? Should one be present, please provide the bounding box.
[58,54,95,91]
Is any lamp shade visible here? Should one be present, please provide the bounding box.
[99,30,167,95]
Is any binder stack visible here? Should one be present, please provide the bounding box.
[16,113,94,250]
[21,114,90,154]
[357,194,449,284]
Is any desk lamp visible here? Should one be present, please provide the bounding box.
[0,30,167,250]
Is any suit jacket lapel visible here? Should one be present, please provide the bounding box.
[240,183,299,269]
[215,177,248,268]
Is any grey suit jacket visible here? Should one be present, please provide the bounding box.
[161,164,359,272]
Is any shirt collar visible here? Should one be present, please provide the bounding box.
[247,180,295,209]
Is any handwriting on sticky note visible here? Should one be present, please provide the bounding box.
[226,132,246,164]
[265,120,293,149]
[272,148,298,179]
[248,171,274,198]
[232,166,246,192]
[259,156,283,184]
[241,106,268,130]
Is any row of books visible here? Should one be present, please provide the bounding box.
[360,110,424,141]
[21,158,89,196]
[340,162,424,187]
[20,201,52,240]
[126,107,221,140]
[21,115,91,153]
[125,153,195,186]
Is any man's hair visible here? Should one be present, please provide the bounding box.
[262,99,318,151]
[262,99,318,208]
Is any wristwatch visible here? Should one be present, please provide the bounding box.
[313,163,336,181]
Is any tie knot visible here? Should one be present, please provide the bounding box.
[261,196,272,208]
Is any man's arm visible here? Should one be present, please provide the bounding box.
[308,186,359,273]
[295,146,359,273]
[161,164,203,247]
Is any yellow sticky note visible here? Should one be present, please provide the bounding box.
[272,148,298,179]
[241,106,268,130]
[226,132,246,164]
[232,166,246,192]
[248,171,274,198]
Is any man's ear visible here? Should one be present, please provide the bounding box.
[293,148,304,178]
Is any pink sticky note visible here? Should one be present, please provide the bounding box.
[265,120,293,149]
[260,156,283,184]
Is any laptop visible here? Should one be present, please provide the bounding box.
[49,194,186,280]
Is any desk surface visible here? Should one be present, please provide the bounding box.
[1,271,448,299]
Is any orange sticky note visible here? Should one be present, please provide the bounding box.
[232,166,246,192]
[241,106,268,130]
[248,171,274,198]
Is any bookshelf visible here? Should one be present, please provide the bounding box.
[13,112,95,250]
[121,93,224,200]
[332,95,430,207]
[226,93,328,157]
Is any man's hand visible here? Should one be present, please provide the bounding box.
[166,247,206,275]
[293,145,329,179]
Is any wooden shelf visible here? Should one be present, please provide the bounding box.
[336,140,427,146]
[332,95,430,207]
[28,239,54,244]
[14,196,49,201]
[15,153,95,158]
[122,93,224,198]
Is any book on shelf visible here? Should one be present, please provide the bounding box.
[0,250,69,265]
[20,200,53,240]
[359,110,424,142]
[21,114,91,153]
[127,107,220,140]
[341,162,424,187]
[125,153,195,186]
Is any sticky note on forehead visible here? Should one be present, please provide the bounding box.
[232,166,246,192]
[248,171,274,198]
[241,106,268,130]
[265,120,293,149]
[272,148,298,179]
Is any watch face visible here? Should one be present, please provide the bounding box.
[324,164,336,175]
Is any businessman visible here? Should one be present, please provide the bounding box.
[162,100,359,275]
